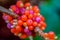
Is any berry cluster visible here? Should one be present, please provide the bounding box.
[2,1,56,40]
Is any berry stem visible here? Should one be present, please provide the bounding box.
[0,6,19,18]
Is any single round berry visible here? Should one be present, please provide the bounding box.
[36,17,40,23]
[16,1,23,8]
[33,22,37,27]
[28,14,33,19]
[18,20,23,26]
[27,19,33,26]
[48,32,55,39]
[21,15,27,21]
[23,22,27,27]
[28,26,34,31]
[16,25,22,32]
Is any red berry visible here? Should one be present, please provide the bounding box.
[48,32,55,39]
[21,15,27,21]
[40,21,46,27]
[27,19,33,26]
[18,20,23,26]
[28,26,34,31]
[28,14,33,19]
[33,22,37,27]
[16,1,23,8]
[40,15,45,21]
[16,25,22,32]
[23,22,27,27]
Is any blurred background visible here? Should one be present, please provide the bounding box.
[0,0,60,40]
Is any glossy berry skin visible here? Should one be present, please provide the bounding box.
[36,17,40,23]
[40,21,46,28]
[16,1,23,8]
[27,19,33,26]
[40,15,45,21]
[16,25,22,32]
[28,14,33,19]
[33,22,37,27]
[32,6,38,12]
[23,22,27,27]
[38,23,41,27]
[18,20,23,26]
[21,15,27,21]
[28,26,34,31]
[48,32,55,39]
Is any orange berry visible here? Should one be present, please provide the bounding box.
[20,34,27,39]
[23,22,27,27]
[33,22,37,27]
[48,32,55,39]
[32,6,38,11]
[40,15,45,21]
[40,21,46,27]
[21,15,27,21]
[44,33,48,38]
[39,26,45,30]
[34,13,38,17]
[38,23,41,27]
[35,8,39,13]
[25,2,30,7]
[32,6,39,13]
[18,20,23,26]
[28,26,34,31]
[28,14,33,19]
[16,25,22,32]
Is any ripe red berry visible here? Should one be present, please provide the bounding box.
[48,32,55,39]
[27,19,33,26]
[28,26,34,31]
[33,22,37,27]
[16,1,23,8]
[21,15,27,21]
[18,20,23,26]
[16,25,22,32]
